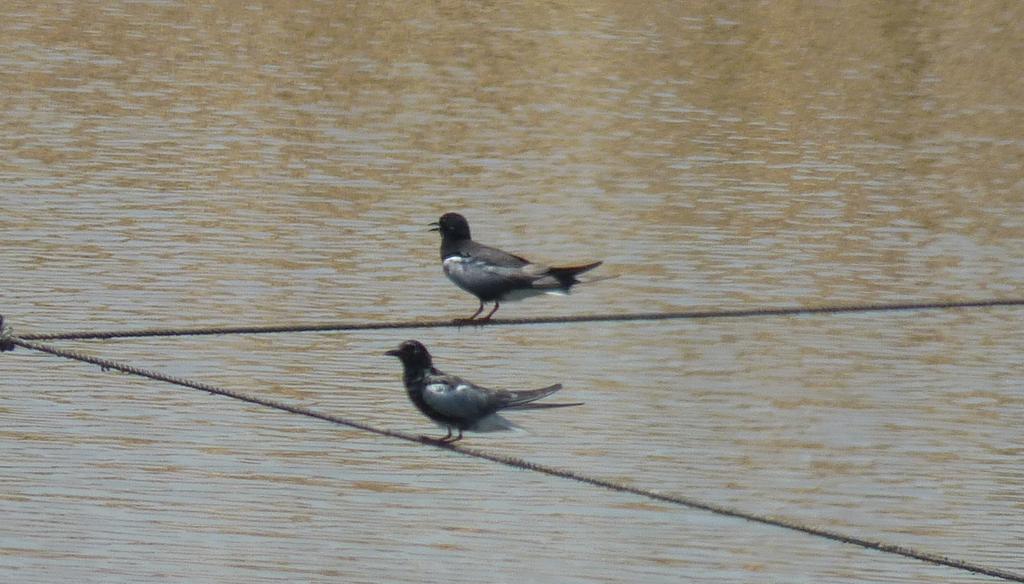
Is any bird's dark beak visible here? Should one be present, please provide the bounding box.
[428,221,440,232]
[385,348,401,357]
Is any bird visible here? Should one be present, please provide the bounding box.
[429,212,606,321]
[0,316,14,352]
[385,340,581,442]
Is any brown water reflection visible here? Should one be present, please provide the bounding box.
[2,1,1022,582]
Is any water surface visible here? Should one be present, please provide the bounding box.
[2,1,1023,582]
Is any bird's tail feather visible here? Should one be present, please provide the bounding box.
[550,260,602,277]
[508,401,584,410]
[549,261,606,289]
[504,383,564,407]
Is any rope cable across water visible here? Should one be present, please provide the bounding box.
[17,297,1024,341]
[9,336,1024,583]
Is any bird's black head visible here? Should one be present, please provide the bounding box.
[428,212,472,242]
[385,339,433,370]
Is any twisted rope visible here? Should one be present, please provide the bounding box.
[8,336,1024,583]
[17,297,1024,341]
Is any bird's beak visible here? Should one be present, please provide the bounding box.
[385,348,401,357]
[428,221,440,232]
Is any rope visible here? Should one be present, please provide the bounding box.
[17,297,1024,341]
[9,336,1024,583]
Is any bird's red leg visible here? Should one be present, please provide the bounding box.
[454,301,485,326]
[480,301,500,321]
[424,427,453,444]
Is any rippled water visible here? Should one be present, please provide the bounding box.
[2,1,1023,582]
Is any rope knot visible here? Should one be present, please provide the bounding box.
[0,315,14,352]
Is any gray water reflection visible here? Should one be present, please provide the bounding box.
[2,0,1023,582]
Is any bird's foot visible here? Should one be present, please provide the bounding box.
[452,316,488,327]
[419,435,457,446]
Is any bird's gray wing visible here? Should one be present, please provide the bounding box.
[464,240,535,269]
[421,375,500,420]
[458,241,565,290]
[443,257,556,299]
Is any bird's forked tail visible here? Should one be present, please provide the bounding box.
[503,383,584,409]
[549,261,611,290]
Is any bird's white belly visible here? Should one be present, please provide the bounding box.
[500,287,563,302]
[470,413,521,432]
